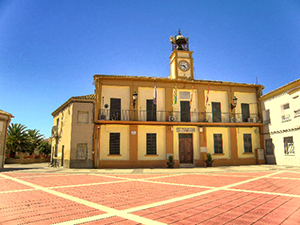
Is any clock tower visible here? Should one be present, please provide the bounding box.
[169,29,194,80]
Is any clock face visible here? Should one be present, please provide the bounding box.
[179,60,189,71]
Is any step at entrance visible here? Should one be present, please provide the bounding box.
[179,163,194,168]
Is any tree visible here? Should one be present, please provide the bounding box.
[37,141,51,156]
[6,123,30,156]
[27,129,44,154]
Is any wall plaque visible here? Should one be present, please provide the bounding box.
[179,91,190,99]
[176,128,195,133]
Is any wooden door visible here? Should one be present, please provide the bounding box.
[180,101,190,122]
[146,99,157,121]
[61,146,64,166]
[241,103,250,122]
[110,98,121,120]
[179,134,193,163]
[212,102,221,122]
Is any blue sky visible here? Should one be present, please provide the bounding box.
[1,0,300,137]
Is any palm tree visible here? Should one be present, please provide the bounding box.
[27,129,44,155]
[6,123,30,157]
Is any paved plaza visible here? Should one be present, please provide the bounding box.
[1,164,300,224]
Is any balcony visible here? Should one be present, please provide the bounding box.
[282,114,291,123]
[98,109,261,124]
[294,109,300,118]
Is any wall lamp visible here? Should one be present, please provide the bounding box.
[132,91,138,109]
[231,96,238,110]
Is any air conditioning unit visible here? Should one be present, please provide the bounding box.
[231,117,236,123]
[169,116,176,122]
[248,118,254,123]
[99,114,107,120]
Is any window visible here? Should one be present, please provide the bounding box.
[213,134,223,154]
[109,133,120,155]
[263,109,271,125]
[281,103,291,122]
[77,143,87,159]
[212,102,221,122]
[56,118,59,128]
[146,133,157,155]
[110,98,121,120]
[241,103,250,122]
[146,99,157,121]
[243,134,252,153]
[78,111,89,124]
[54,145,58,157]
[284,136,294,155]
[293,95,300,118]
[180,101,190,122]
[265,139,274,155]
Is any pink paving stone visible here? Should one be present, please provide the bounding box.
[18,174,121,187]
[105,174,170,179]
[2,172,65,177]
[56,180,204,210]
[84,216,138,225]
[0,179,32,192]
[233,178,300,195]
[149,174,252,187]
[0,190,104,225]
[270,172,300,179]
[209,172,275,177]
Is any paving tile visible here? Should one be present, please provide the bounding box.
[149,174,252,187]
[56,180,204,210]
[82,216,139,224]
[0,179,32,192]
[105,174,170,179]
[210,172,275,177]
[0,190,104,225]
[18,174,121,187]
[2,172,65,177]
[270,172,300,179]
[233,178,300,195]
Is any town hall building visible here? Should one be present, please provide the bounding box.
[51,30,265,168]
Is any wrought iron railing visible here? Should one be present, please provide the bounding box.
[98,109,261,123]
[294,109,300,118]
[282,114,291,123]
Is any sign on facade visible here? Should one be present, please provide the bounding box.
[176,128,195,132]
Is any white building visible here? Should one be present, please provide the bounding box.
[260,79,300,166]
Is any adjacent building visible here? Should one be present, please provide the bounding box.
[51,94,95,168]
[51,30,265,168]
[0,110,14,168]
[260,79,300,166]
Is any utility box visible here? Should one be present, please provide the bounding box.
[255,149,265,165]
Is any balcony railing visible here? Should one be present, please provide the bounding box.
[98,109,261,123]
[294,109,300,118]
[282,114,291,123]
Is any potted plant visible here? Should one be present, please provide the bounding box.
[167,155,175,168]
[205,153,214,167]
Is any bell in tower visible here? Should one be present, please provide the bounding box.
[169,29,194,80]
[170,29,189,51]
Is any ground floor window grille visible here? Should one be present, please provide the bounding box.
[109,133,120,155]
[243,134,252,153]
[284,136,294,155]
[213,134,223,154]
[265,139,274,155]
[77,143,87,159]
[146,133,157,155]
